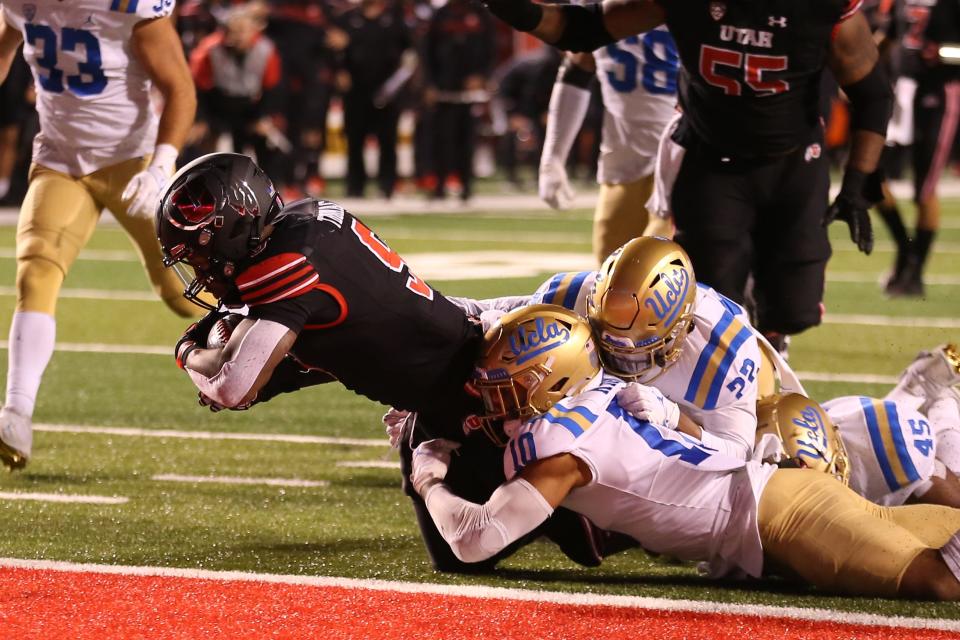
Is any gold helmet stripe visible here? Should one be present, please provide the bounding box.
[684,313,753,409]
[541,403,600,436]
[861,398,923,491]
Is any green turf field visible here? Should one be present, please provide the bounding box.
[0,197,957,619]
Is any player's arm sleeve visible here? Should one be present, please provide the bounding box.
[422,478,554,563]
[185,319,293,408]
[697,427,753,459]
[541,54,595,167]
[446,295,534,316]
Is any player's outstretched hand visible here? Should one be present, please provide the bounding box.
[383,408,414,448]
[617,382,680,430]
[539,159,575,210]
[411,438,460,496]
[122,144,179,219]
[823,169,874,255]
[122,165,168,219]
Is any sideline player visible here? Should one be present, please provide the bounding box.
[156,152,612,574]
[0,0,201,470]
[411,305,960,599]
[538,26,679,263]
[479,0,893,349]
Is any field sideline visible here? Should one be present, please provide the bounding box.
[0,193,958,638]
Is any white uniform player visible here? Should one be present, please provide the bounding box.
[825,395,940,506]
[412,305,960,599]
[4,0,164,176]
[0,0,201,470]
[504,374,772,578]
[454,271,803,459]
[538,26,679,263]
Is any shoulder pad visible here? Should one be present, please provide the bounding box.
[235,252,319,306]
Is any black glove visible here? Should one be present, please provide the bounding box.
[174,308,226,369]
[824,168,875,255]
[480,0,542,32]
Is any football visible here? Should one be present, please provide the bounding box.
[206,313,245,349]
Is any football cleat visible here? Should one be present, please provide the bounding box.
[0,406,32,471]
[889,344,960,404]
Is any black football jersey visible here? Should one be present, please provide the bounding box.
[659,0,859,156]
[223,199,482,416]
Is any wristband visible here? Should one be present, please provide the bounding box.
[176,340,200,370]
[150,143,180,175]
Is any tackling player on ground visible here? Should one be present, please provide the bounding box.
[0,0,200,470]
[411,305,960,599]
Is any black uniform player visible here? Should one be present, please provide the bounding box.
[478,0,893,347]
[881,0,960,296]
[156,152,607,573]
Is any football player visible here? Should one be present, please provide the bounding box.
[410,305,960,599]
[538,26,679,263]
[452,236,804,460]
[157,152,614,574]
[479,0,893,350]
[0,0,201,470]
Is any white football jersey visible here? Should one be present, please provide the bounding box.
[503,374,777,578]
[824,395,936,506]
[592,27,679,184]
[2,0,173,176]
[534,273,765,458]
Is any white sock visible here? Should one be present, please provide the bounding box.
[940,532,960,583]
[5,311,56,417]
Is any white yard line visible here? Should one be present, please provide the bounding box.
[827,272,960,285]
[336,461,401,470]
[0,492,128,504]
[35,423,387,448]
[823,313,960,329]
[0,286,157,301]
[795,371,898,385]
[151,474,328,488]
[0,557,956,631]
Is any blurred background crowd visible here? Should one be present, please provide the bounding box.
[0,0,958,208]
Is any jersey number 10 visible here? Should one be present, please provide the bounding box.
[25,24,107,96]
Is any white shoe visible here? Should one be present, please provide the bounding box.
[888,344,960,405]
[0,407,32,470]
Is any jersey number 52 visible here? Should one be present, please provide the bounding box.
[25,24,107,96]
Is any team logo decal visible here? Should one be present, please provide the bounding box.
[804,143,822,163]
[509,318,570,365]
[643,267,690,323]
[709,1,725,21]
[23,3,37,21]
[792,405,829,462]
[768,15,788,27]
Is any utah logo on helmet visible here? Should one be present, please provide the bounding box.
[156,152,284,310]
[472,304,600,445]
[587,237,696,383]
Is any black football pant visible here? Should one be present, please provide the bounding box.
[343,93,400,198]
[671,140,831,336]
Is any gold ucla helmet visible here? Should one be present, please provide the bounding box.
[755,393,850,485]
[586,237,696,382]
[472,304,601,445]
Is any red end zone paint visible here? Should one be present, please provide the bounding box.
[1,567,958,640]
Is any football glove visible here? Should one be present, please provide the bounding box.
[175,309,227,369]
[823,168,876,255]
[616,383,680,430]
[122,144,179,219]
[410,438,460,496]
[539,158,575,210]
[383,408,415,448]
